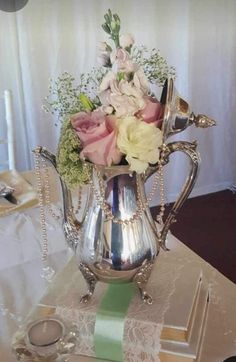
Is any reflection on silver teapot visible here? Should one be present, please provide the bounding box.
[35,79,215,304]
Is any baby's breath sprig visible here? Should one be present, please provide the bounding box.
[43,67,107,124]
[132,46,176,86]
[43,72,82,125]
[79,67,107,102]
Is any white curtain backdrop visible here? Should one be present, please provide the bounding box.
[0,0,236,204]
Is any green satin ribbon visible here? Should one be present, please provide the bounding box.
[94,283,136,361]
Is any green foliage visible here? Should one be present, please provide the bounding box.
[102,9,121,48]
[79,93,95,111]
[56,118,91,188]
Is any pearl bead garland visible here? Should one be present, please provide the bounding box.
[91,163,165,227]
[34,150,83,280]
[90,166,143,225]
[34,148,166,277]
[41,156,61,220]
[34,151,57,281]
[75,186,82,215]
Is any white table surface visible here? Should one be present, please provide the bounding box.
[0,171,236,361]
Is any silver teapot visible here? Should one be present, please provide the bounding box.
[35,79,215,304]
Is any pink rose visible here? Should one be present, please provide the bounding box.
[71,111,122,166]
[71,110,106,146]
[137,96,164,128]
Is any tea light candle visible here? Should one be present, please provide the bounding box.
[28,319,63,347]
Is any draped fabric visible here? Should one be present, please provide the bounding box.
[0,0,236,203]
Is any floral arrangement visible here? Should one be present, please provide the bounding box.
[44,10,175,188]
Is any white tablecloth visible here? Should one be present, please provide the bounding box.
[0,205,68,270]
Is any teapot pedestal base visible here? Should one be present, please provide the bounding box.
[78,263,97,304]
[79,259,155,304]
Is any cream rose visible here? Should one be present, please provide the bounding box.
[117,116,163,173]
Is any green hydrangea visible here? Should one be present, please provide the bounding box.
[56,118,91,188]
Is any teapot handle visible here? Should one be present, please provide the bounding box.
[159,140,200,250]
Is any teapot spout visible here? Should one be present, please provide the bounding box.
[33,146,57,170]
[33,146,82,252]
[60,180,82,252]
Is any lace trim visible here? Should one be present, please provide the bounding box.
[55,245,184,361]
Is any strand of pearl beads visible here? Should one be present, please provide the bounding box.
[93,166,145,225]
[41,156,61,220]
[157,163,165,221]
[34,150,55,281]
[91,164,165,226]
[74,186,82,215]
[155,163,166,243]
[41,156,82,216]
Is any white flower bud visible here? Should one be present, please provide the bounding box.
[99,42,111,52]
[99,42,108,52]
[119,33,135,49]
[101,105,114,114]
[97,53,110,67]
